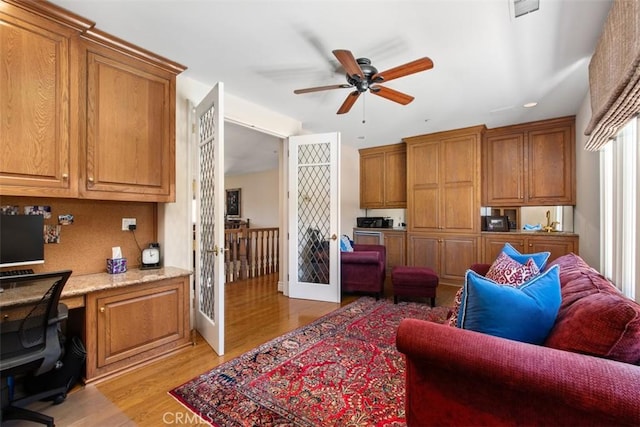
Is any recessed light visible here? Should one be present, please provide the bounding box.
[357,136,365,140]
[523,102,538,108]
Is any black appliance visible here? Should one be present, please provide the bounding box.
[356,217,394,228]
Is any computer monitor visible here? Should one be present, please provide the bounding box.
[0,215,45,268]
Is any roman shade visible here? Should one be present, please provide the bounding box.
[584,0,640,151]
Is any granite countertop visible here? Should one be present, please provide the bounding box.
[0,266,192,308]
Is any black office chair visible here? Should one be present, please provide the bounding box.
[1,270,72,427]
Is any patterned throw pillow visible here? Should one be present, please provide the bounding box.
[485,252,540,286]
[449,252,540,326]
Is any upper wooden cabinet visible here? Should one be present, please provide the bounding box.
[79,30,184,201]
[483,116,576,206]
[0,1,185,202]
[404,125,485,233]
[0,1,90,197]
[359,143,406,209]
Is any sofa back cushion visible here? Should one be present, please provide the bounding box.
[544,253,640,365]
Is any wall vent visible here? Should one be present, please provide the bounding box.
[512,0,540,18]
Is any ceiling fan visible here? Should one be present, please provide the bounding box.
[294,49,434,114]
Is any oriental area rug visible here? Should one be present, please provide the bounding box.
[169,297,450,426]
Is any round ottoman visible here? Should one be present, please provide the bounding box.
[391,266,439,306]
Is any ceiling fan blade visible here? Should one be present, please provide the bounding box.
[372,57,434,83]
[294,84,351,94]
[370,85,414,105]
[333,49,364,79]
[337,91,360,114]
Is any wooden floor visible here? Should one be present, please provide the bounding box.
[5,275,459,426]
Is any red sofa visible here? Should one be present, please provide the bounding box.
[396,253,640,426]
[340,244,386,299]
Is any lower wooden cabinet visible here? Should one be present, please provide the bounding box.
[482,233,579,264]
[407,233,480,285]
[353,229,407,286]
[383,231,407,275]
[84,276,190,382]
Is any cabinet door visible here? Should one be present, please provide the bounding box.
[384,231,406,273]
[408,141,440,231]
[0,8,78,197]
[86,277,189,381]
[359,152,385,208]
[384,149,407,208]
[441,134,479,232]
[483,235,526,263]
[440,235,480,282]
[407,233,440,272]
[483,133,524,206]
[527,123,575,204]
[526,235,578,263]
[81,42,176,202]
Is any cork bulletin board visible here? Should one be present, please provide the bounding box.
[0,196,157,276]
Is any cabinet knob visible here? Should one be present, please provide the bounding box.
[62,173,68,180]
[100,307,105,313]
[88,177,94,183]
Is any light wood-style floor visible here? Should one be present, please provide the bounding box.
[5,275,458,426]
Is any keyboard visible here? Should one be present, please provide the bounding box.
[0,269,35,277]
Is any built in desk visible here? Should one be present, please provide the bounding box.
[0,267,193,383]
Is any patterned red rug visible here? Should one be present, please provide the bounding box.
[169,297,450,426]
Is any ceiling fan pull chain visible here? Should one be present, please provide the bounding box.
[362,94,366,124]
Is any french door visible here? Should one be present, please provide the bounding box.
[288,132,341,302]
[194,83,225,355]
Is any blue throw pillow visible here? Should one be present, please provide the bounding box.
[457,265,561,345]
[340,235,354,252]
[502,242,550,270]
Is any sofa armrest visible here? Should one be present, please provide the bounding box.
[396,319,640,426]
[470,263,491,276]
[341,251,382,264]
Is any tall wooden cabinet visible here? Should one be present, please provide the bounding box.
[359,143,406,209]
[405,126,484,233]
[404,125,485,285]
[0,1,185,202]
[483,116,576,206]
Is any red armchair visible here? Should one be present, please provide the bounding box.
[340,244,386,299]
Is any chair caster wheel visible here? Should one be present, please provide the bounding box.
[52,393,66,405]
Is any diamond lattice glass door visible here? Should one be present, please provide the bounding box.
[288,133,340,302]
[195,83,225,355]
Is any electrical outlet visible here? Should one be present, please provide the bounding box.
[122,218,136,231]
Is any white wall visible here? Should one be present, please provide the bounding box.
[574,90,601,269]
[340,144,361,239]
[226,170,279,228]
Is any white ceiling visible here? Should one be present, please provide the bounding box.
[51,0,612,175]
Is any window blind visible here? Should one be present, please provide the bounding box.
[585,0,640,151]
